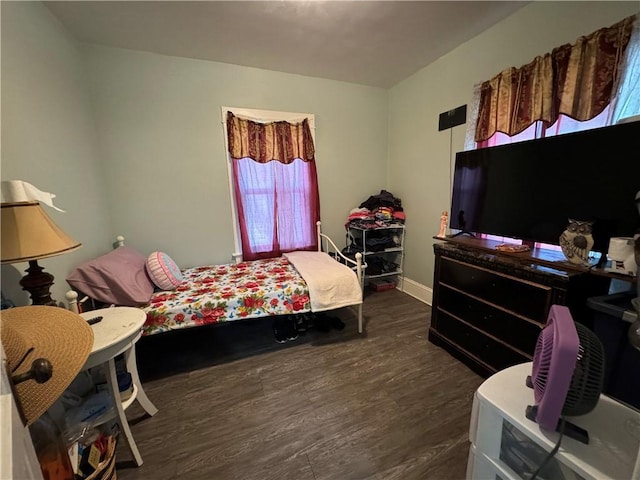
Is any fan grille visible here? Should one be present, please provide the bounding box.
[563,322,605,416]
[532,325,554,402]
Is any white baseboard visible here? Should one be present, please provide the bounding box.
[398,277,432,306]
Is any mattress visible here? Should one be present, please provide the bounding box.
[142,256,311,336]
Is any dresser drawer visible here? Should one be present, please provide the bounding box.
[438,285,543,355]
[439,257,552,322]
[436,311,530,372]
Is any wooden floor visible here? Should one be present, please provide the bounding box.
[116,289,484,480]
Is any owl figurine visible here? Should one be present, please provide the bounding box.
[559,219,594,265]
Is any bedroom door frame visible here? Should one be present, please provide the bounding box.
[220,107,316,262]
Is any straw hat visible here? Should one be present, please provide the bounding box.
[1,306,93,426]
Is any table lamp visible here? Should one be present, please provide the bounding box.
[1,201,81,306]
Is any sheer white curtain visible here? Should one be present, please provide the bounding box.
[463,84,482,151]
[232,157,319,260]
[612,15,640,123]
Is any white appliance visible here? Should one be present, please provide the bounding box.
[467,362,640,480]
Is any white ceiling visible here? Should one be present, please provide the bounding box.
[44,1,528,88]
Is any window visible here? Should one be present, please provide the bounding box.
[478,106,611,149]
[233,157,318,256]
[223,108,320,261]
[465,15,639,253]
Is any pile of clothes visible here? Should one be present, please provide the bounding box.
[342,190,405,263]
[346,190,405,229]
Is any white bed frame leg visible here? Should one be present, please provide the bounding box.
[316,221,365,334]
[316,220,322,249]
[65,290,79,314]
[355,252,363,333]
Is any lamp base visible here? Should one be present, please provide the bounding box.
[20,260,57,306]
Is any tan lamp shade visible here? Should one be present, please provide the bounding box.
[1,201,82,264]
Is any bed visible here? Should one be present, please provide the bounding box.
[65,222,365,335]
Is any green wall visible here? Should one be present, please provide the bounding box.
[81,45,388,268]
[1,1,112,305]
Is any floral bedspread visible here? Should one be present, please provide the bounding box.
[142,256,311,336]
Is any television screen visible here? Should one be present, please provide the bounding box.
[450,121,640,252]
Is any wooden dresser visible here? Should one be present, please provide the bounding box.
[429,239,612,377]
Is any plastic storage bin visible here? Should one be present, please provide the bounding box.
[587,291,640,410]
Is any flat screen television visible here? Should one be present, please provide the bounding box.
[450,120,640,253]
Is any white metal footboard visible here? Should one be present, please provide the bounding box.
[316,221,365,333]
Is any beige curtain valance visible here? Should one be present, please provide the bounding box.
[226,112,315,164]
[475,15,635,142]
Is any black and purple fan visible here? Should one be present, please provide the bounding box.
[526,305,605,444]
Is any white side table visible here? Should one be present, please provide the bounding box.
[81,307,158,467]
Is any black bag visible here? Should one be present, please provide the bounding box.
[341,231,361,258]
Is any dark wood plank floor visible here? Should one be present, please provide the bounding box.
[116,289,484,480]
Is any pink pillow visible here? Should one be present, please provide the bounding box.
[145,252,183,290]
[66,246,155,306]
